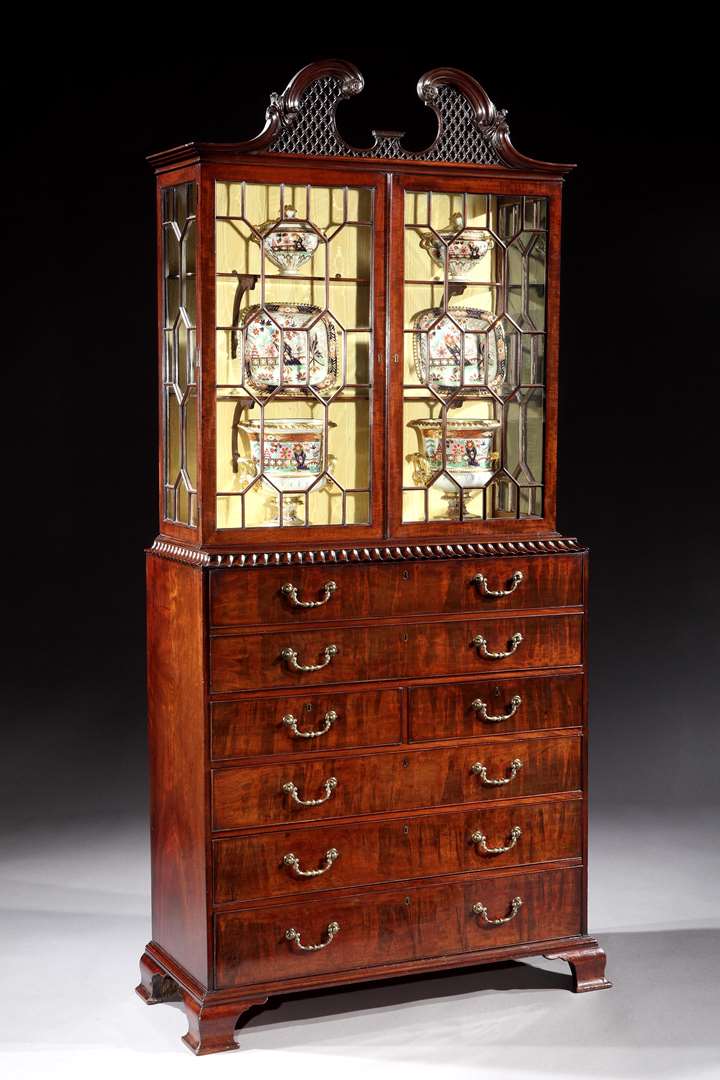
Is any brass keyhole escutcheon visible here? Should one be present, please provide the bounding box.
[304,703,313,712]
[494,686,501,697]
[402,757,410,768]
[402,570,410,580]
[402,633,409,643]
[403,824,409,835]
[404,896,411,905]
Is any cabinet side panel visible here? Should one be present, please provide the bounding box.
[146,553,208,985]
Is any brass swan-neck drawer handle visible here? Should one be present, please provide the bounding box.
[283,710,337,739]
[283,848,340,877]
[471,758,523,786]
[472,896,523,925]
[285,921,340,951]
[281,580,337,608]
[472,570,524,597]
[472,632,523,659]
[472,694,522,723]
[282,777,338,806]
[471,825,522,854]
[281,644,338,672]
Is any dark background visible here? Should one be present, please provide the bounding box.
[3,47,719,835]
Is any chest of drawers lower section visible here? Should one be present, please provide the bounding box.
[141,547,607,1055]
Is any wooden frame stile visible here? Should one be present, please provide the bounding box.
[139,61,610,1056]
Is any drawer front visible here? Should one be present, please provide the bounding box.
[215,865,583,987]
[212,734,581,830]
[213,796,583,903]
[210,613,583,693]
[209,555,583,628]
[410,673,583,742]
[212,687,403,760]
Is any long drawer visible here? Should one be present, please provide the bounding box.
[209,555,583,628]
[210,613,583,693]
[214,865,583,987]
[211,686,404,760]
[212,734,581,830]
[409,672,583,742]
[213,796,583,903]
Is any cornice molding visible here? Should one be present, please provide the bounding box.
[149,536,585,569]
[148,60,574,174]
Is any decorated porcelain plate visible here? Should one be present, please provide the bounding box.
[412,307,507,393]
[240,303,338,392]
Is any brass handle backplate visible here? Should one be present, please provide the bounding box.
[472,694,522,723]
[471,825,522,854]
[472,896,523,925]
[281,580,337,608]
[281,644,338,672]
[282,777,338,806]
[283,710,337,739]
[471,758,523,786]
[283,848,340,877]
[285,921,340,951]
[472,632,523,659]
[472,570,524,597]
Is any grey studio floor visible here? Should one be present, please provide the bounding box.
[1,804,719,1080]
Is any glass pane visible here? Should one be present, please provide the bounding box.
[216,181,374,529]
[162,182,198,527]
[401,190,547,524]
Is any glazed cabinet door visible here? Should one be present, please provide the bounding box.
[206,164,387,545]
[388,174,561,539]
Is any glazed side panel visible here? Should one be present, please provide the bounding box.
[209,555,583,626]
[146,554,208,985]
[210,613,583,692]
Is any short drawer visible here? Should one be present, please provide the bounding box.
[210,613,583,693]
[410,673,583,742]
[213,796,583,903]
[212,734,581,830]
[212,687,403,760]
[214,865,583,987]
[209,554,583,628]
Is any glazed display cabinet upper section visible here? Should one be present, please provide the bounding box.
[151,61,573,550]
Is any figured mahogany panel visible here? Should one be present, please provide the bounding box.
[213,796,582,903]
[212,734,581,830]
[211,686,403,760]
[146,554,208,984]
[210,613,583,693]
[409,672,583,742]
[214,865,583,987]
[209,555,582,627]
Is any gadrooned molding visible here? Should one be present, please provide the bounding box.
[149,536,585,569]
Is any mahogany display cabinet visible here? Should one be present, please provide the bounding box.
[136,60,611,1055]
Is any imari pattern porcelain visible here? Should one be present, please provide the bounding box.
[253,205,321,275]
[419,212,494,278]
[412,307,507,392]
[236,419,329,493]
[409,418,500,491]
[240,303,338,392]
